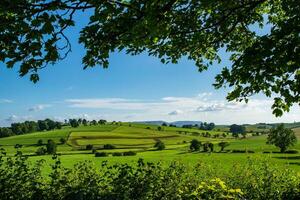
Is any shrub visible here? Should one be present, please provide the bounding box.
[46,140,56,154]
[231,149,255,153]
[103,144,116,149]
[95,152,108,157]
[190,139,201,151]
[123,151,136,156]
[37,139,43,146]
[0,151,299,200]
[218,141,230,152]
[86,144,93,150]
[284,150,299,154]
[36,147,47,155]
[112,152,123,156]
[208,143,214,152]
[154,140,165,150]
[59,138,66,144]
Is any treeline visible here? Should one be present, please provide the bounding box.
[0,119,62,138]
[182,122,215,130]
[67,118,107,128]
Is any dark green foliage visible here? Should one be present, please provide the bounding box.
[59,138,66,144]
[199,122,215,130]
[82,119,88,126]
[0,151,299,200]
[284,150,299,154]
[230,124,246,137]
[86,144,93,150]
[218,141,230,152]
[1,1,298,115]
[157,126,162,131]
[123,151,137,156]
[112,152,123,157]
[103,144,115,149]
[37,139,43,146]
[267,124,297,153]
[0,119,61,138]
[208,143,214,152]
[154,140,165,150]
[190,139,201,151]
[231,149,255,153]
[36,147,46,155]
[95,152,108,157]
[203,143,209,152]
[69,119,80,128]
[46,140,56,154]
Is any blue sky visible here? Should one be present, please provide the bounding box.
[0,12,299,126]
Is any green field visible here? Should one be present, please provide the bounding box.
[0,123,299,173]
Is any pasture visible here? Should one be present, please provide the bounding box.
[0,123,300,173]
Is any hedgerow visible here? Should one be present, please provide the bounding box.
[0,149,299,200]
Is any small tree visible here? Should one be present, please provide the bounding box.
[36,147,47,155]
[154,140,165,150]
[46,140,56,154]
[218,142,230,152]
[203,143,209,152]
[59,138,66,144]
[37,139,43,146]
[208,143,214,152]
[86,144,94,150]
[157,126,162,131]
[190,139,201,151]
[267,124,297,153]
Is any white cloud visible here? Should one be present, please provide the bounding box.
[28,104,51,112]
[64,94,300,124]
[0,99,13,103]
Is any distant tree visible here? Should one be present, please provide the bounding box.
[91,120,97,126]
[222,133,227,138]
[55,122,62,129]
[190,139,201,151]
[78,118,83,124]
[37,139,43,146]
[267,124,297,153]
[230,124,246,137]
[98,119,107,125]
[203,143,209,152]
[208,143,214,152]
[103,144,116,149]
[162,123,168,127]
[38,120,49,131]
[218,142,230,152]
[82,119,88,126]
[0,128,13,138]
[36,147,47,155]
[59,138,66,144]
[154,140,165,150]
[46,140,57,154]
[69,119,79,128]
[157,126,162,131]
[146,127,151,130]
[86,144,94,150]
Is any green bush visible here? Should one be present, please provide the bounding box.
[103,144,116,149]
[86,144,94,150]
[112,152,123,156]
[36,147,46,155]
[123,151,137,156]
[95,152,108,157]
[0,150,299,200]
[154,140,165,150]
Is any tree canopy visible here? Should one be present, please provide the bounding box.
[0,0,299,116]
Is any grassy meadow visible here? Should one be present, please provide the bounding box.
[0,123,300,173]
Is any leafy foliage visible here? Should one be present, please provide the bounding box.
[0,0,299,114]
[0,150,299,200]
[267,124,297,152]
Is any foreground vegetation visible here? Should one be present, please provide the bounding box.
[0,150,299,200]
